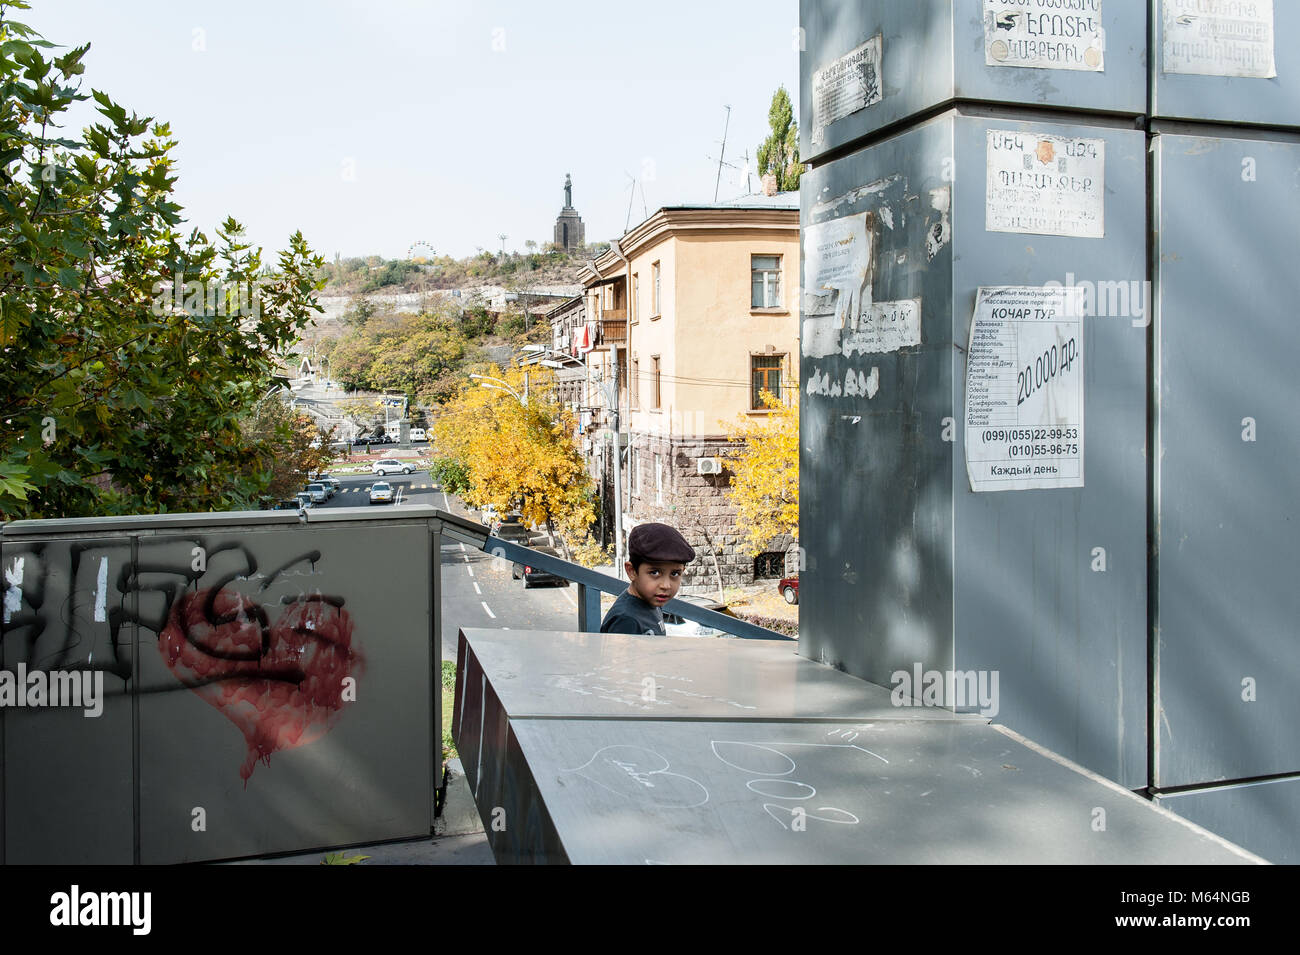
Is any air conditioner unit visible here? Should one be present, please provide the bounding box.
[697,457,722,475]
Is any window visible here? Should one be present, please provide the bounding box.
[754,552,785,579]
[751,255,782,308]
[751,354,783,409]
[651,355,661,409]
[652,261,661,315]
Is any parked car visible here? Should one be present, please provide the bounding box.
[664,593,735,637]
[270,498,300,511]
[371,459,412,476]
[480,504,499,525]
[492,522,532,546]
[369,481,394,504]
[311,473,340,495]
[779,575,799,605]
[409,428,427,442]
[511,545,569,588]
[304,482,329,504]
[294,492,314,510]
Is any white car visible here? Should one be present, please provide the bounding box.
[409,428,427,442]
[369,481,394,504]
[371,459,413,476]
[663,594,732,638]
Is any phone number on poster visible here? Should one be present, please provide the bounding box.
[982,428,1078,443]
[1006,443,1079,458]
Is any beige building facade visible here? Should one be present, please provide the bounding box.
[579,193,799,588]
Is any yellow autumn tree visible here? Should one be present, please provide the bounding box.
[432,363,596,556]
[721,388,799,557]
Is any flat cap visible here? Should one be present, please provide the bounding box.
[627,522,696,563]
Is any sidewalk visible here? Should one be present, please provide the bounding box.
[226,759,494,866]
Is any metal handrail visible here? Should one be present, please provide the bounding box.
[479,533,792,640]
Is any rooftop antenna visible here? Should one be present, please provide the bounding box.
[624,171,644,232]
[706,147,752,198]
[713,105,731,202]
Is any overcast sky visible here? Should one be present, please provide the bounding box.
[27,0,800,262]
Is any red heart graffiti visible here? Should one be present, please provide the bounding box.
[158,588,362,784]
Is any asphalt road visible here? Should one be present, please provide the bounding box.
[313,470,582,662]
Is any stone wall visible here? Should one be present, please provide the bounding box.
[624,433,792,589]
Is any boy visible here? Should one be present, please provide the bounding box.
[600,522,696,635]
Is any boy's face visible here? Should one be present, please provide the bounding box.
[625,560,685,608]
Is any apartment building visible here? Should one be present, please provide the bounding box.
[578,184,799,588]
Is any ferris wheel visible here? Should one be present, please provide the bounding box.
[407,240,436,262]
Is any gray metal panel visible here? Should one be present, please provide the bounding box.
[800,0,953,163]
[136,525,433,863]
[951,1,1146,121]
[2,538,136,863]
[799,0,1146,163]
[1156,776,1300,865]
[800,113,957,696]
[800,110,1148,787]
[457,628,971,721]
[1151,0,1300,129]
[1,510,301,536]
[502,719,1259,864]
[1152,133,1300,787]
[951,112,1149,786]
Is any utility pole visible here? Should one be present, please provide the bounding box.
[601,365,624,573]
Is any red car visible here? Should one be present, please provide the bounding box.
[779,576,799,605]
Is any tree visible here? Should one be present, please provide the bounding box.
[328,303,468,402]
[432,363,595,556]
[721,389,799,557]
[239,396,334,500]
[0,3,325,520]
[756,86,804,192]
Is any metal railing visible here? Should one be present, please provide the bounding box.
[431,508,790,640]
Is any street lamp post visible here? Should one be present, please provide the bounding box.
[469,373,527,406]
[600,369,623,574]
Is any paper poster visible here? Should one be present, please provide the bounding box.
[986,130,1104,238]
[984,0,1105,71]
[811,35,882,144]
[964,286,1084,492]
[801,212,871,358]
[842,299,921,356]
[1162,0,1276,78]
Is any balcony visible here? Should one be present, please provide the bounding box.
[598,316,627,344]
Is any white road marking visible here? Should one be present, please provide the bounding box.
[480,601,495,619]
[467,566,474,577]
[473,582,481,595]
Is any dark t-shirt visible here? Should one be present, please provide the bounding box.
[600,589,665,636]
